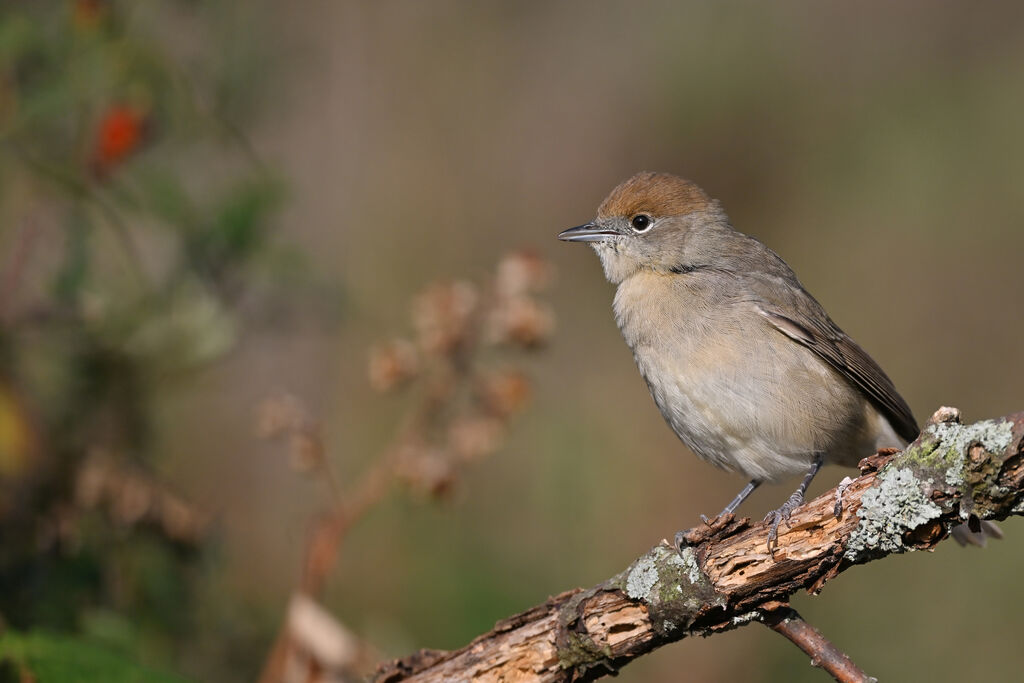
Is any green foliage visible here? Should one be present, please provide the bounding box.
[185,175,287,282]
[0,2,290,679]
[0,631,190,683]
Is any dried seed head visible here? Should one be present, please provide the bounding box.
[495,249,553,297]
[288,432,324,473]
[160,493,207,544]
[448,415,505,462]
[486,296,555,348]
[412,281,478,355]
[256,394,309,439]
[73,454,207,544]
[478,370,531,419]
[395,445,457,499]
[367,339,419,392]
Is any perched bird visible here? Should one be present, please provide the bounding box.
[559,172,990,551]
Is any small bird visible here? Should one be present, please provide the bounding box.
[559,172,989,551]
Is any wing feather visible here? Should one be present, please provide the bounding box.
[757,305,919,443]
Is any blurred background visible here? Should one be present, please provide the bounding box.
[2,1,1024,681]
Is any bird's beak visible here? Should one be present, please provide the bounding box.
[557,222,618,243]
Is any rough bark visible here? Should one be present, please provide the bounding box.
[374,408,1024,682]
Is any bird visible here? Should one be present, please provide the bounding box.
[558,171,992,551]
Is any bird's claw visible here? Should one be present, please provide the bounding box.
[675,513,736,555]
[834,476,854,519]
[673,530,688,556]
[764,490,804,553]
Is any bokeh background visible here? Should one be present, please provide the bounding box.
[2,2,1024,681]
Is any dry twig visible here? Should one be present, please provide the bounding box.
[763,605,874,683]
[257,251,554,683]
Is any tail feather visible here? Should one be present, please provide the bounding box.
[950,520,1003,547]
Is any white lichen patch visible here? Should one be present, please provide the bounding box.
[944,464,963,488]
[731,611,761,626]
[927,419,1014,486]
[667,546,702,585]
[625,556,659,600]
[845,467,942,562]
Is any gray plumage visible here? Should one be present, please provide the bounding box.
[562,172,914,483]
[560,172,995,547]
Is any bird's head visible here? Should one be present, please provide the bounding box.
[558,172,728,283]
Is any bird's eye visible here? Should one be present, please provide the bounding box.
[631,214,652,232]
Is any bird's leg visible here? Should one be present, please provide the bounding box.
[701,479,761,523]
[676,479,763,555]
[765,454,824,553]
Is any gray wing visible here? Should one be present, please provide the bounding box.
[703,228,918,442]
[757,304,919,443]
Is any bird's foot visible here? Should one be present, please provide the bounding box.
[673,530,688,556]
[674,513,736,555]
[764,490,805,553]
[833,476,854,519]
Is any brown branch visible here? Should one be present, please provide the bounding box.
[374,407,1024,682]
[763,605,874,683]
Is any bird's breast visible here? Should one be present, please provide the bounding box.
[613,273,747,465]
[611,272,883,481]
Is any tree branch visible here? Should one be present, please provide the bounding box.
[374,407,1024,682]
[762,605,874,683]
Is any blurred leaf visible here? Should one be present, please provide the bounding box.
[212,176,284,258]
[0,631,190,683]
[119,278,236,371]
[182,175,284,278]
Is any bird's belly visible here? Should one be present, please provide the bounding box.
[630,330,876,482]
